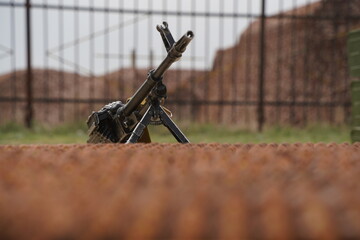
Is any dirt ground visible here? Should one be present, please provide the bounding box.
[0,143,359,239]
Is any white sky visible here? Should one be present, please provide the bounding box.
[0,0,319,75]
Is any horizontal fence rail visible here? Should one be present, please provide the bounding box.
[1,2,360,20]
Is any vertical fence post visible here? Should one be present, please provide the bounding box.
[257,0,266,132]
[149,49,154,69]
[25,0,33,128]
[131,49,136,69]
[131,49,138,90]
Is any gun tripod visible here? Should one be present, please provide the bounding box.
[126,80,190,144]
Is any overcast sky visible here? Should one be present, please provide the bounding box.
[0,0,319,75]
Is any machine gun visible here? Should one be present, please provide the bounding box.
[86,22,194,144]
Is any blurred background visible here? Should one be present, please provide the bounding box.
[0,0,359,143]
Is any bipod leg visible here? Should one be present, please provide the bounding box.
[158,105,190,143]
[126,106,154,144]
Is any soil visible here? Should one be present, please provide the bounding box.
[0,143,359,239]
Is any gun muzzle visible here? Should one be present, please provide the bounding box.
[174,31,194,53]
[152,31,194,80]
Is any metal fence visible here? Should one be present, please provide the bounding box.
[0,0,359,130]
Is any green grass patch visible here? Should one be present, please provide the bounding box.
[149,123,351,144]
[0,122,351,144]
[0,122,88,144]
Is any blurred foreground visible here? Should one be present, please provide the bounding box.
[0,143,359,239]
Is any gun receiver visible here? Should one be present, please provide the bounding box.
[87,22,194,144]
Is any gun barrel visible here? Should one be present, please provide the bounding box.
[122,31,194,117]
[152,31,194,80]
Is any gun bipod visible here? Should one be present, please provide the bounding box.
[126,79,189,144]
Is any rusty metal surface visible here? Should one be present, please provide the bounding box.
[0,143,359,239]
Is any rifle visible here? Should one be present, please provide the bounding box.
[87,22,194,144]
